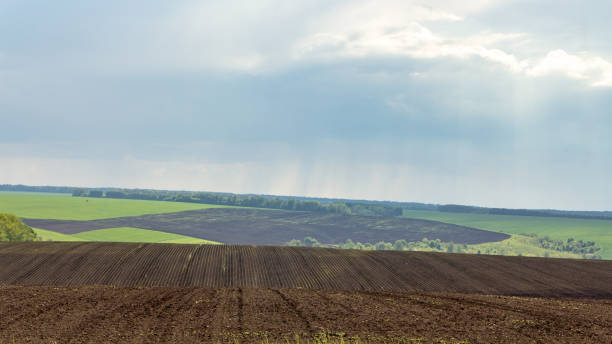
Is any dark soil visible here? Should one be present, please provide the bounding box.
[0,285,610,343]
[23,207,509,245]
[1,242,610,297]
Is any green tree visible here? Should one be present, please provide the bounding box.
[375,241,393,250]
[0,213,38,242]
[342,239,356,249]
[393,239,408,251]
[303,236,320,247]
[88,190,104,198]
[327,202,352,215]
[105,191,126,198]
[446,243,455,253]
[287,239,303,246]
[72,188,86,197]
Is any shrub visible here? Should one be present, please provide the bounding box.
[0,213,38,242]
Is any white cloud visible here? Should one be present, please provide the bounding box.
[422,0,507,15]
[294,22,528,73]
[308,0,511,34]
[311,0,464,31]
[527,50,612,87]
[290,0,527,74]
[295,17,612,88]
[25,0,608,89]
[4,0,612,88]
[149,0,474,73]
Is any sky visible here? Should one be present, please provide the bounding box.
[1,0,611,210]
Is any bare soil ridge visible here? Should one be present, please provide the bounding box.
[23,207,509,245]
[1,242,611,298]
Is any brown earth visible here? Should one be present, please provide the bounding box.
[0,285,610,343]
[1,242,611,297]
[22,207,510,245]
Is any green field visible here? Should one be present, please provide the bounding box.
[33,228,83,241]
[7,191,610,258]
[403,210,612,259]
[72,227,219,244]
[403,235,583,259]
[0,192,227,220]
[468,235,582,259]
[35,227,219,244]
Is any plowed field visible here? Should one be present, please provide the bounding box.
[0,286,610,343]
[1,242,611,297]
[23,207,509,245]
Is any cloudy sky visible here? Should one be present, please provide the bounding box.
[1,0,611,210]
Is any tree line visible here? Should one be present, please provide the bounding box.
[5,184,611,220]
[72,188,403,217]
[521,233,601,255]
[288,235,603,259]
[438,204,612,220]
[0,184,75,194]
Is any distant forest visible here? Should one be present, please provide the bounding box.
[71,188,403,217]
[0,185,75,194]
[438,204,612,221]
[2,184,611,220]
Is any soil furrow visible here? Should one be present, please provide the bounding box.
[2,286,609,343]
[1,242,611,298]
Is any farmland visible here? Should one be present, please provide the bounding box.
[1,242,610,296]
[4,191,607,259]
[0,192,227,220]
[23,208,509,246]
[0,242,611,343]
[9,194,610,341]
[34,226,219,244]
[33,228,83,241]
[1,285,610,344]
[71,227,219,244]
[5,192,510,248]
[403,210,612,259]
[0,220,603,342]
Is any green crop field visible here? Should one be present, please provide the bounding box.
[72,227,219,244]
[33,228,83,242]
[0,192,228,220]
[403,210,612,259]
[35,227,219,244]
[468,235,582,259]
